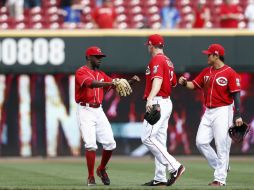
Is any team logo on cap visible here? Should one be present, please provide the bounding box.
[216,77,228,86]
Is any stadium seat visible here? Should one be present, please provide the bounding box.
[0,0,251,29]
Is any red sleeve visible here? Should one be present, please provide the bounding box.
[100,71,113,83]
[100,71,113,91]
[150,57,164,80]
[192,68,207,89]
[228,70,241,93]
[171,72,177,87]
[75,70,93,87]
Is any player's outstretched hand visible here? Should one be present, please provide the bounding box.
[129,75,140,85]
[179,76,187,86]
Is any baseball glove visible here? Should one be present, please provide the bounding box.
[144,104,161,125]
[228,122,250,143]
[113,78,132,97]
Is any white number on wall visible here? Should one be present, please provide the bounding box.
[49,38,65,65]
[0,38,65,66]
[2,38,17,65]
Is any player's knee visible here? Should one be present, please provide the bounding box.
[85,142,98,150]
[141,137,152,145]
[141,136,147,144]
[196,140,202,148]
[196,140,208,150]
[86,147,97,151]
[103,141,116,150]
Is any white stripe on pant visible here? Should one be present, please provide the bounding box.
[141,97,181,179]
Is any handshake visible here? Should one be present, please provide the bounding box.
[112,75,140,97]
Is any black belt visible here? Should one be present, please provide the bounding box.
[144,96,169,101]
[79,102,101,108]
[206,106,216,109]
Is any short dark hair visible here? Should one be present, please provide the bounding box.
[219,56,224,62]
[153,44,164,49]
[212,54,224,62]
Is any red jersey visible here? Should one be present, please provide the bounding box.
[144,53,177,99]
[75,66,112,104]
[92,6,116,28]
[192,65,241,108]
[219,3,241,28]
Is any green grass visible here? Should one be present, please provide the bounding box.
[0,156,253,190]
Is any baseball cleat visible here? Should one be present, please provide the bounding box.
[142,180,167,186]
[167,165,185,186]
[87,176,96,186]
[208,181,225,186]
[96,167,110,185]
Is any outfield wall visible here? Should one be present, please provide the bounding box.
[0,29,254,74]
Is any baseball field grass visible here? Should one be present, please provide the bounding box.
[0,156,253,190]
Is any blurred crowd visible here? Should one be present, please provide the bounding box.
[0,0,254,29]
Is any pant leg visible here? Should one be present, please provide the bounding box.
[96,107,116,151]
[213,105,233,184]
[154,115,168,182]
[77,105,98,150]
[196,109,218,170]
[141,98,180,173]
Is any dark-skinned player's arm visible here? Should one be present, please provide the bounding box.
[90,80,114,88]
[128,75,140,85]
[90,75,140,88]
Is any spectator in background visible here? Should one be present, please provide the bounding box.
[24,0,41,8]
[62,0,83,27]
[192,2,210,28]
[160,0,180,29]
[0,0,7,7]
[92,0,116,29]
[96,0,103,6]
[6,0,24,19]
[218,0,242,28]
[244,0,254,29]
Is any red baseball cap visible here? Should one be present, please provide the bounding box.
[202,44,225,56]
[145,34,164,46]
[85,46,106,57]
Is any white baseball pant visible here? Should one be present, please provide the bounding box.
[196,104,233,185]
[141,97,181,177]
[77,105,116,151]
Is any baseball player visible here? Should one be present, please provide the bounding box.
[75,46,138,186]
[141,34,185,186]
[179,44,243,186]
